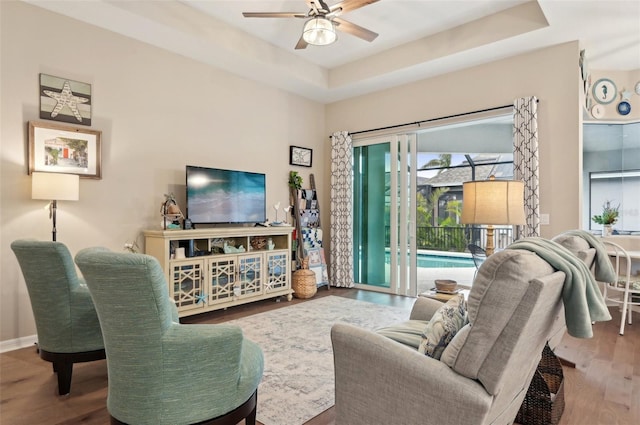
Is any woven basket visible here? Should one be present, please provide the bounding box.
[292,259,317,299]
[515,344,565,425]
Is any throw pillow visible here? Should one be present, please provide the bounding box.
[418,293,468,360]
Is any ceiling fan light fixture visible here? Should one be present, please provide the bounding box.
[302,17,336,46]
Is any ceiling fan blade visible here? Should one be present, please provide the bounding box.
[295,35,309,50]
[306,0,330,14]
[333,17,378,42]
[316,0,331,13]
[242,12,307,18]
[330,0,379,16]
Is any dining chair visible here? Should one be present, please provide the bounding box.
[468,243,487,278]
[601,241,640,335]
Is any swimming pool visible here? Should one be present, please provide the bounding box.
[385,252,475,268]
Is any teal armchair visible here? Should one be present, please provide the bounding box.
[75,247,264,425]
[10,239,105,395]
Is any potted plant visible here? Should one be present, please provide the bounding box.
[288,171,303,206]
[592,201,619,236]
[288,171,303,191]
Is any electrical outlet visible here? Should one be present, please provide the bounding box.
[540,214,550,225]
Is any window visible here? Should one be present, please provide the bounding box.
[589,170,640,233]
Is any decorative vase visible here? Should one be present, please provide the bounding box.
[603,224,613,237]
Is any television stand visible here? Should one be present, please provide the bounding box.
[144,227,294,317]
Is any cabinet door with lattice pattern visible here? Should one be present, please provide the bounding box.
[265,251,289,293]
[170,259,206,312]
[207,256,237,305]
[236,253,264,298]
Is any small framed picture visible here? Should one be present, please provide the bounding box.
[289,145,312,167]
[28,121,102,179]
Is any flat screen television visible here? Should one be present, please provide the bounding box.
[186,165,266,225]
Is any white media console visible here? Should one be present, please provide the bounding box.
[144,226,293,317]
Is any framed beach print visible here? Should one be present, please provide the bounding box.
[289,145,312,167]
[28,121,102,179]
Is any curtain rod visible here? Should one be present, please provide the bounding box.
[345,102,531,137]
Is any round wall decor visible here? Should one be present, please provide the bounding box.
[617,101,631,116]
[592,78,617,104]
[591,104,604,119]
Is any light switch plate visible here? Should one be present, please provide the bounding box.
[540,214,550,225]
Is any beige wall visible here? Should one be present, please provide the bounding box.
[326,41,583,242]
[0,2,326,345]
[2,2,631,346]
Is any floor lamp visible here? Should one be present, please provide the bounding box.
[32,172,79,241]
[461,176,525,256]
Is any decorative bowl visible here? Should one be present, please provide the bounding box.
[435,279,457,292]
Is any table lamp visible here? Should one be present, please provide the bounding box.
[461,175,525,256]
[32,172,79,241]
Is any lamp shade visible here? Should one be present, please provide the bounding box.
[32,172,79,201]
[303,17,337,46]
[461,179,525,225]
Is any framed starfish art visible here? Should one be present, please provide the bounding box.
[39,74,92,126]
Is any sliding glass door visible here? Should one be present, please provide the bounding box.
[352,111,515,297]
[353,135,416,295]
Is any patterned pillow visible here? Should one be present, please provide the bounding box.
[418,294,468,360]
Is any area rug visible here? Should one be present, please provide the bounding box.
[225,295,412,425]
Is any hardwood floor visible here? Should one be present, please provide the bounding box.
[1,288,638,425]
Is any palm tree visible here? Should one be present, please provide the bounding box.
[417,186,450,227]
[421,154,452,174]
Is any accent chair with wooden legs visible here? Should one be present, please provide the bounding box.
[10,239,105,396]
[75,247,264,425]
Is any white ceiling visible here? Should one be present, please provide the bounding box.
[26,0,640,104]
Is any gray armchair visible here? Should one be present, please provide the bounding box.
[10,239,105,396]
[75,247,264,425]
[331,249,566,425]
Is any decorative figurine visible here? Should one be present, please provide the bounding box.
[161,193,184,230]
[283,205,291,225]
[273,201,281,224]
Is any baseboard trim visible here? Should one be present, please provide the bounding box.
[0,335,37,353]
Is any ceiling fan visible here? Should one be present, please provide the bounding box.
[242,0,379,49]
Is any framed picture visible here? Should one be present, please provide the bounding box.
[39,74,92,126]
[28,121,102,179]
[289,145,312,167]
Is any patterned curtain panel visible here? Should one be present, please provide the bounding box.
[330,131,354,288]
[513,96,540,238]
